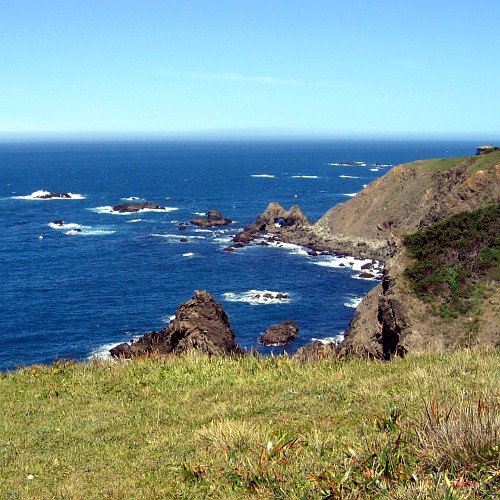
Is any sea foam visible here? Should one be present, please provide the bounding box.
[14,190,86,200]
[222,290,290,305]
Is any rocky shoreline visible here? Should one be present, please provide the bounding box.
[111,153,499,361]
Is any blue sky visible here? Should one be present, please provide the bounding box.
[2,0,499,139]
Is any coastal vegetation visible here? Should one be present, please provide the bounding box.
[404,204,500,319]
[1,350,498,498]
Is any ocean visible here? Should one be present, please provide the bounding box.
[0,138,478,370]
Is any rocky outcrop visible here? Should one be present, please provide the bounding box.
[112,201,165,213]
[233,202,309,245]
[110,291,242,358]
[259,320,298,346]
[190,210,232,228]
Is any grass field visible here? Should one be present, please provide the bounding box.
[1,350,499,498]
[406,151,500,174]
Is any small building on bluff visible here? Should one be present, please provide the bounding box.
[476,144,500,155]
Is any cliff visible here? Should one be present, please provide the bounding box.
[257,152,500,358]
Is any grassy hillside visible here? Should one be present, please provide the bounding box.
[405,151,500,174]
[1,351,498,498]
[404,204,500,319]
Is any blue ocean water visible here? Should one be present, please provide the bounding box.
[0,139,478,370]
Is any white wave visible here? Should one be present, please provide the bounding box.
[311,255,379,272]
[343,193,358,197]
[151,233,205,240]
[222,290,290,305]
[213,235,233,244]
[327,163,341,166]
[90,206,178,215]
[126,219,143,223]
[192,211,207,216]
[48,222,86,230]
[88,342,119,361]
[311,333,344,344]
[121,196,141,201]
[81,229,116,236]
[370,168,379,172]
[13,190,86,200]
[344,296,363,308]
[267,241,309,257]
[88,334,142,361]
[339,175,360,179]
[251,174,275,178]
[182,252,195,257]
[290,175,319,179]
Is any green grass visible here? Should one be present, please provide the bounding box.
[404,151,500,174]
[1,350,499,498]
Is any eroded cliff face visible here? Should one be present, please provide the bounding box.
[275,153,500,358]
[336,155,500,358]
[306,155,500,260]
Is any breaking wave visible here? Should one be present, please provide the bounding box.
[222,290,290,305]
[13,190,86,200]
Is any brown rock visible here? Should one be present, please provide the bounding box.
[110,291,242,358]
[112,201,165,213]
[190,210,232,227]
[259,320,298,346]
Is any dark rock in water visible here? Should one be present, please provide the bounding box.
[361,262,373,270]
[232,230,258,245]
[37,192,71,199]
[190,209,232,227]
[358,272,375,279]
[178,225,188,231]
[293,340,339,362]
[110,290,243,358]
[52,220,65,226]
[223,246,235,252]
[112,201,165,213]
[180,238,188,243]
[260,320,298,346]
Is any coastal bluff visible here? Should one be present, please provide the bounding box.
[240,152,500,358]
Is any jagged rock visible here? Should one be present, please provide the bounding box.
[112,201,165,213]
[260,320,298,346]
[190,210,232,227]
[110,290,243,358]
[293,340,339,362]
[52,219,65,226]
[232,202,309,246]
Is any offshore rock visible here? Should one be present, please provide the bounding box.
[232,202,309,245]
[110,291,242,358]
[36,192,72,199]
[259,320,298,346]
[190,210,232,228]
[112,201,165,213]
